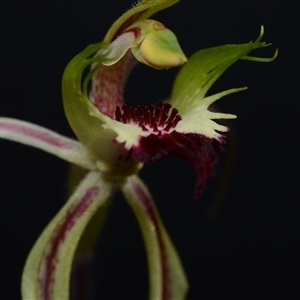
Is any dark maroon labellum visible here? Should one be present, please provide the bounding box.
[114,102,225,198]
[115,102,182,133]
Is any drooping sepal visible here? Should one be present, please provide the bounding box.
[0,118,96,170]
[21,172,113,300]
[120,175,188,300]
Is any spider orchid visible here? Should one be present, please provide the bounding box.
[0,0,277,299]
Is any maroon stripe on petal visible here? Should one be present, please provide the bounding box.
[114,10,148,39]
[133,183,171,300]
[38,186,100,300]
[0,121,74,149]
[122,27,142,40]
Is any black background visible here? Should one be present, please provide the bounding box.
[1,1,299,299]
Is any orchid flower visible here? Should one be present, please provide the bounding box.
[0,0,277,299]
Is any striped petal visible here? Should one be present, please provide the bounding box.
[21,171,113,300]
[120,175,188,300]
[0,118,95,170]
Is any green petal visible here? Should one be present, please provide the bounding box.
[170,26,278,115]
[21,171,113,300]
[104,0,179,43]
[62,44,142,178]
[120,175,188,300]
[62,42,111,161]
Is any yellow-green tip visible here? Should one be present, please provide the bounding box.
[130,20,187,69]
[139,31,187,69]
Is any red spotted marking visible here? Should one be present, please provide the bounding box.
[143,19,166,31]
[91,51,137,118]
